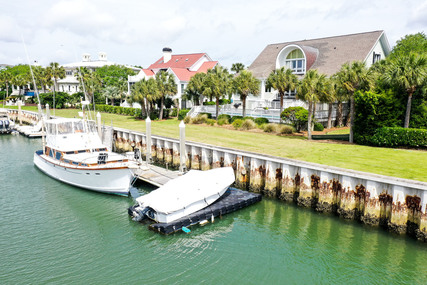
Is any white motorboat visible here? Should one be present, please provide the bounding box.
[33,116,138,195]
[129,167,235,223]
[0,108,13,134]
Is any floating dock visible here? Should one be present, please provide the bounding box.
[146,187,262,235]
[134,165,180,187]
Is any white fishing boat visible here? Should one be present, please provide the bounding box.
[33,110,138,195]
[129,167,235,223]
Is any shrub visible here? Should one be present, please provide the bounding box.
[219,98,231,105]
[314,122,324,131]
[240,119,256,130]
[170,108,178,117]
[191,114,208,124]
[232,119,243,129]
[242,116,255,121]
[206,118,216,126]
[203,101,215,105]
[281,106,308,132]
[178,109,190,120]
[254,117,269,125]
[278,125,294,135]
[368,127,427,148]
[217,114,231,121]
[217,118,229,126]
[199,112,212,119]
[230,116,243,123]
[183,115,191,124]
[263,123,277,133]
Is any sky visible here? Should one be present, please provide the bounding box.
[1,0,426,69]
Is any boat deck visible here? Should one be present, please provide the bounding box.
[134,165,180,187]
[147,187,262,235]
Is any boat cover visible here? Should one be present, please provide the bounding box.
[135,167,235,214]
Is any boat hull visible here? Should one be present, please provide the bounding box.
[34,151,134,196]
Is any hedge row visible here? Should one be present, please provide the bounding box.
[368,127,427,148]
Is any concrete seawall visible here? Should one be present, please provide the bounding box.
[112,127,427,242]
[8,109,426,242]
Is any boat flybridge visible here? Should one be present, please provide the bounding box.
[33,112,139,195]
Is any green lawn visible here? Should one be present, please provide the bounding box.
[12,106,427,182]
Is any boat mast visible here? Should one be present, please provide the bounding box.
[22,37,46,151]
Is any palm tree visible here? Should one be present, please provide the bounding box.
[232,70,260,117]
[383,52,427,128]
[155,71,177,120]
[0,69,12,105]
[184,72,207,106]
[319,77,337,129]
[103,86,122,106]
[205,65,232,118]
[48,62,65,93]
[76,68,102,105]
[129,78,160,118]
[266,67,298,122]
[33,66,52,93]
[335,61,371,143]
[231,63,245,74]
[297,69,327,140]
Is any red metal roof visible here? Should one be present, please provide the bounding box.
[198,61,218,73]
[169,68,196,82]
[148,53,207,70]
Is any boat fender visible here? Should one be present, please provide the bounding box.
[182,227,191,233]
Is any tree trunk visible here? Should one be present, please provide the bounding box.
[349,94,355,143]
[159,96,164,120]
[327,102,333,129]
[307,101,313,140]
[216,97,219,119]
[312,102,316,132]
[404,92,413,128]
[337,101,343,127]
[175,98,180,118]
[279,93,284,123]
[111,98,114,106]
[242,96,246,117]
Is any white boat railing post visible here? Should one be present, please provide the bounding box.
[146,117,152,166]
[96,112,102,139]
[46,104,50,119]
[179,120,186,174]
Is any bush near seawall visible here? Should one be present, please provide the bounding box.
[368,127,427,148]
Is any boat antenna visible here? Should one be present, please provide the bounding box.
[22,36,46,151]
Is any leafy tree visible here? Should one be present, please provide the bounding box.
[297,69,328,139]
[205,65,232,118]
[231,63,245,74]
[95,65,136,93]
[232,70,260,117]
[155,71,177,120]
[388,32,427,60]
[281,106,308,132]
[382,52,427,128]
[335,61,372,143]
[266,67,298,123]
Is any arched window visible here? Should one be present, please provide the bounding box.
[285,49,305,74]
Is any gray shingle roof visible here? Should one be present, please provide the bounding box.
[249,30,386,78]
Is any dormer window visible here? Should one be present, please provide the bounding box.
[285,49,305,74]
[373,52,381,64]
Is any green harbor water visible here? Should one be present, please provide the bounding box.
[1,134,426,284]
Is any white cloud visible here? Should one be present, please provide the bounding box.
[0,0,425,68]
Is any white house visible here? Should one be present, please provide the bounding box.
[58,52,140,94]
[128,48,218,109]
[240,30,391,110]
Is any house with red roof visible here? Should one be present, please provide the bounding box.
[128,48,218,108]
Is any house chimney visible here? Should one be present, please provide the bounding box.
[98,52,107,61]
[162,47,172,63]
[82,53,91,62]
